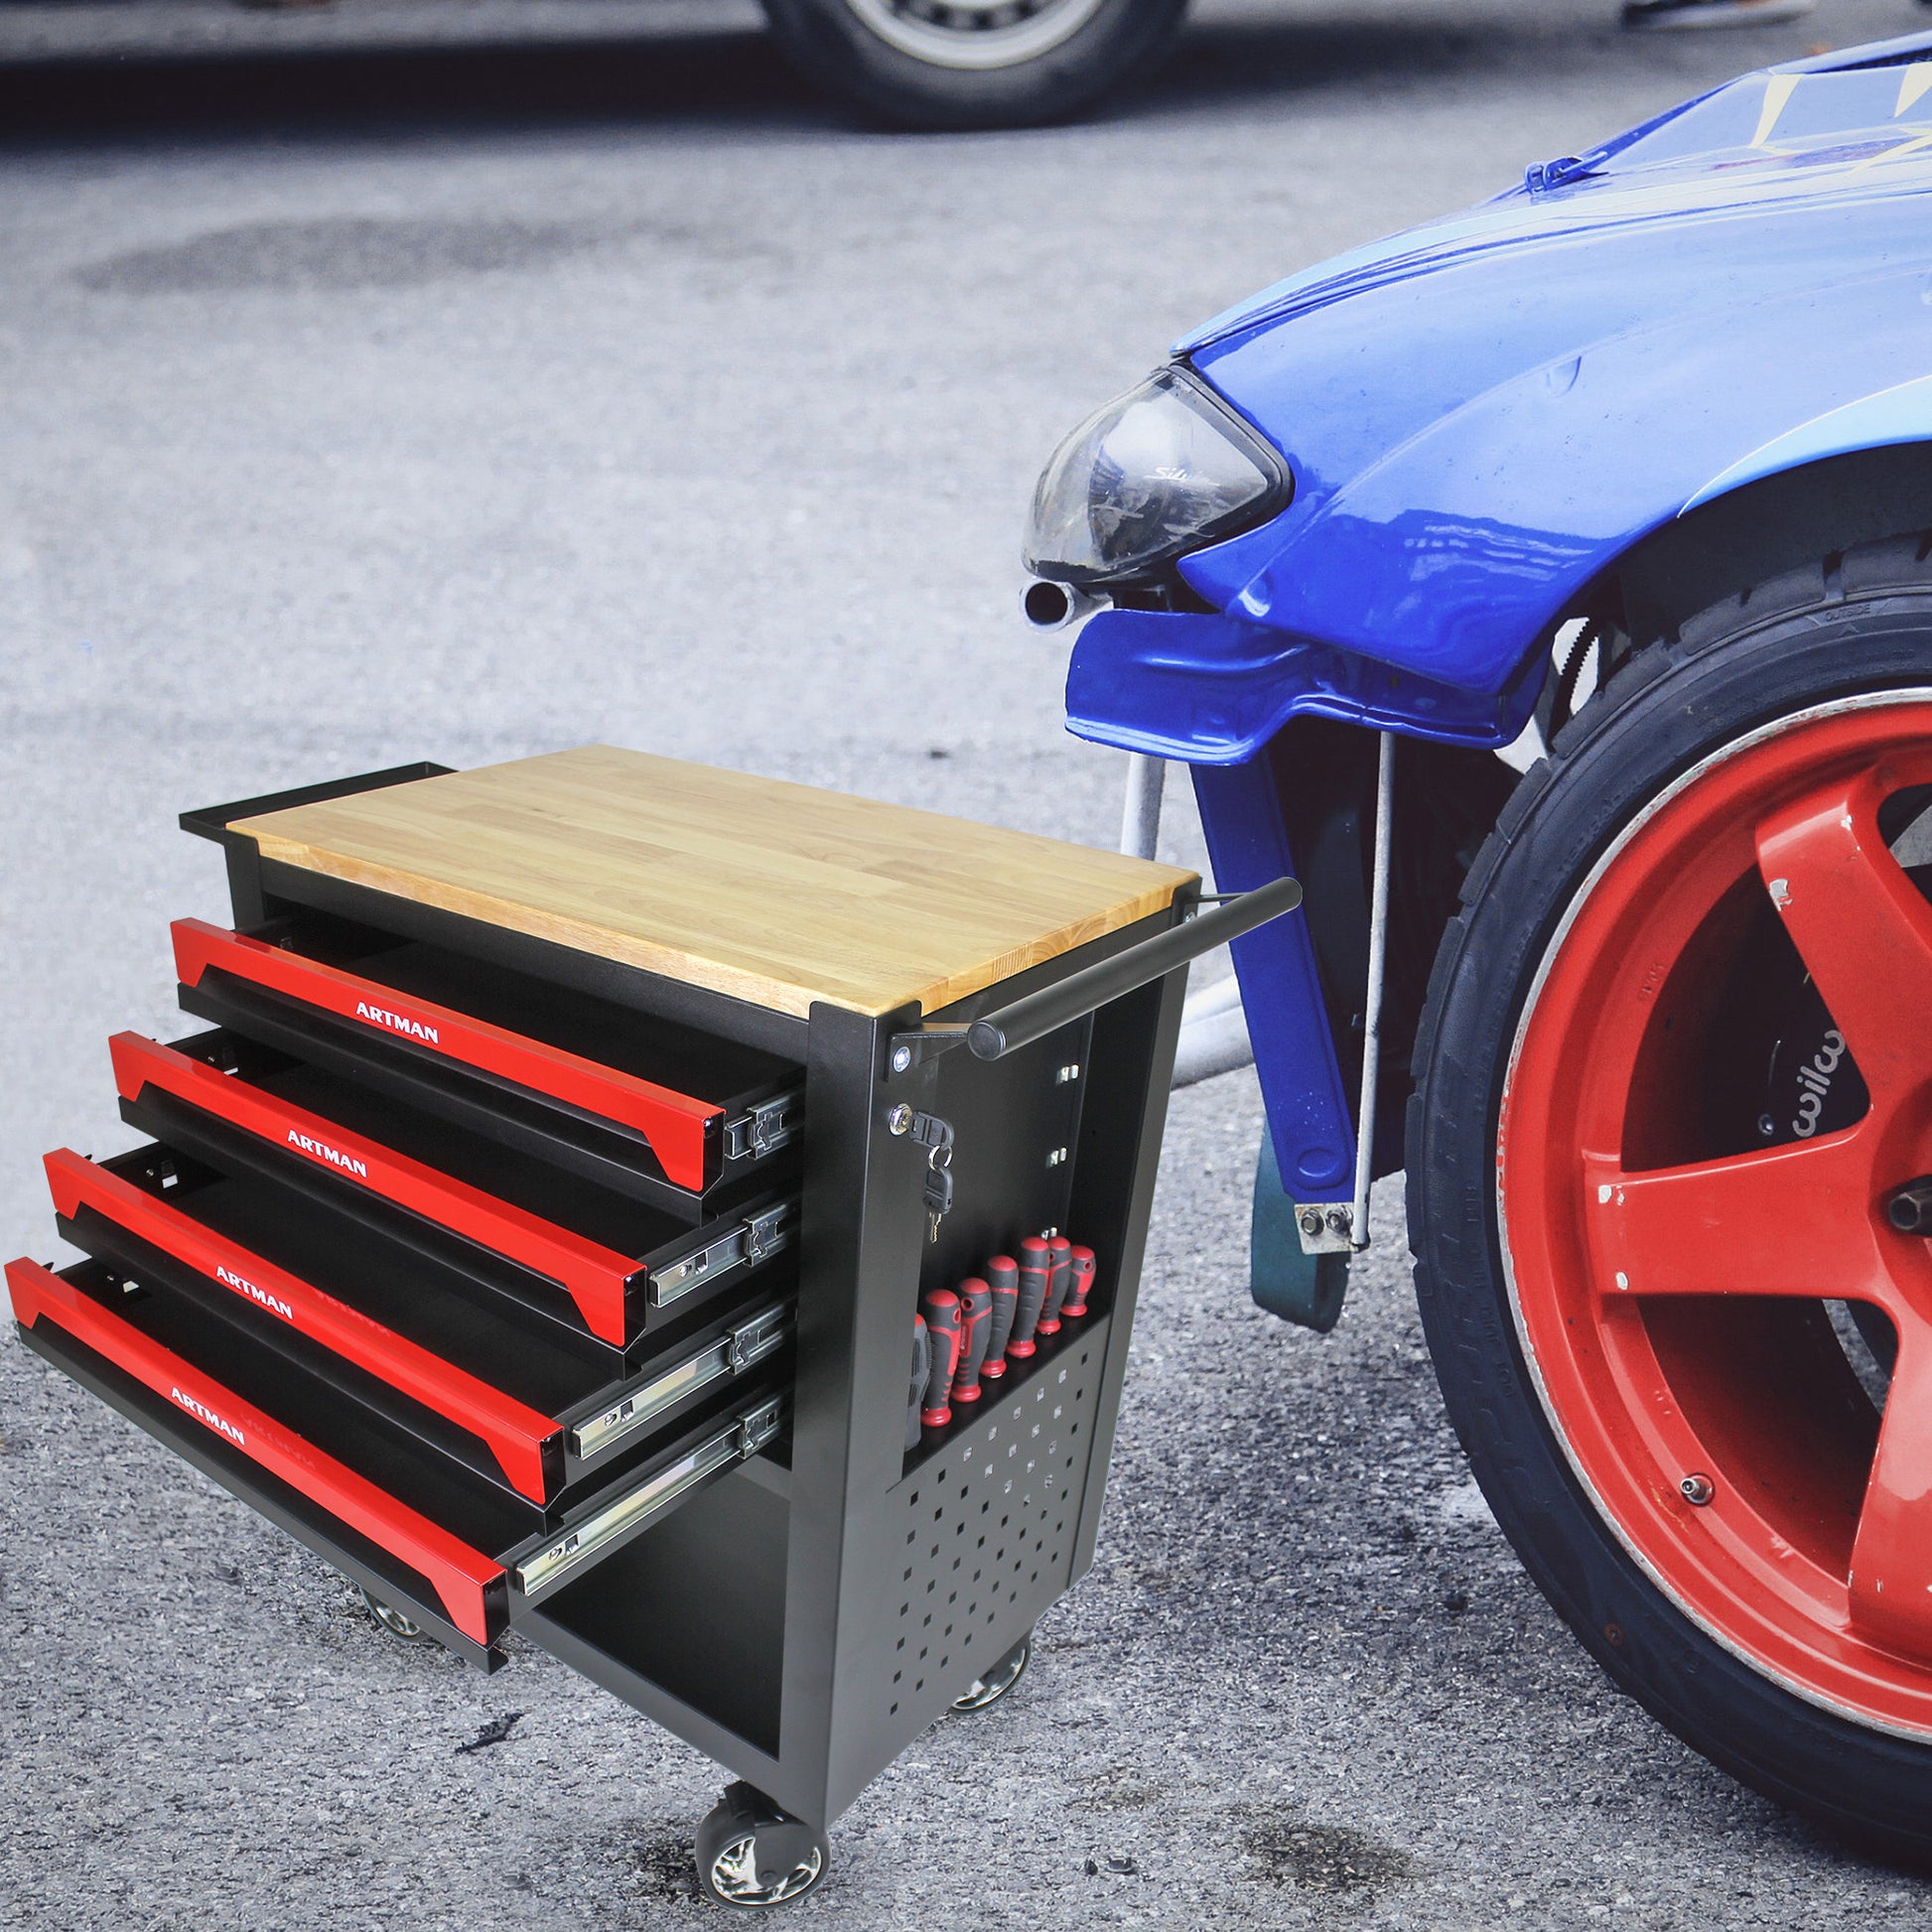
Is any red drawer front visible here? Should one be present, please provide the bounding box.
[5,1254,503,1645]
[44,1148,561,1503]
[111,1032,636,1344]
[171,920,719,1192]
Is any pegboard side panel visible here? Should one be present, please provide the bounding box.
[824,1322,1111,1814]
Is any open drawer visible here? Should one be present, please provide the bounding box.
[172,918,800,1213]
[112,1030,796,1346]
[6,1254,510,1652]
[47,1143,795,1503]
[9,1252,791,1663]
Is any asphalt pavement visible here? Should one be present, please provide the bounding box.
[5,1,1932,1924]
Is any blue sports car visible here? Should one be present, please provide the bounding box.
[1025,33,1932,1858]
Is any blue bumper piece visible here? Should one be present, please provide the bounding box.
[1063,609,1540,763]
[1190,759,1357,1197]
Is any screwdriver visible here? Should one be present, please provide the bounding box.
[907,1313,929,1451]
[951,1278,993,1405]
[980,1255,1019,1380]
[1008,1236,1050,1360]
[918,1288,961,1428]
[1062,1244,1096,1318]
[1038,1235,1073,1337]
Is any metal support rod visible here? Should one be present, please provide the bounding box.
[1129,751,1263,1088]
[1349,733,1396,1252]
[1119,754,1167,862]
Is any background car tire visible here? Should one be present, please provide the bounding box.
[760,0,1186,130]
[1409,534,1932,1859]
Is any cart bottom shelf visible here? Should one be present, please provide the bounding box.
[517,1460,789,1762]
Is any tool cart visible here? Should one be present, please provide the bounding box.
[8,745,1296,1906]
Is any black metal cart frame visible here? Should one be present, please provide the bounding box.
[17,758,1298,1895]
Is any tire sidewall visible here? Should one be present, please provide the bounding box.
[1410,585,1932,1854]
[760,0,1185,129]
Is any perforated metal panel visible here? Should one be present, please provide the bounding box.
[881,1330,1105,1721]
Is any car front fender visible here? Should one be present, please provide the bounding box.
[1138,178,1932,737]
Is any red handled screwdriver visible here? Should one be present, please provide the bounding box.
[1062,1245,1096,1318]
[1008,1235,1050,1360]
[919,1288,961,1428]
[907,1313,930,1451]
[981,1256,1019,1379]
[951,1278,992,1404]
[1038,1234,1073,1337]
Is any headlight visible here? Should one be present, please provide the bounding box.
[1023,365,1291,588]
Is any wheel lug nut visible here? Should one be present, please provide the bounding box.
[1888,1177,1932,1234]
[1680,1472,1715,1507]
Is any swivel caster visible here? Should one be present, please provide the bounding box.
[358,1586,426,1642]
[950,1630,1031,1713]
[694,1782,829,1909]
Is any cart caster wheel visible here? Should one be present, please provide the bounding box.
[950,1631,1031,1712]
[694,1782,829,1909]
[358,1586,426,1642]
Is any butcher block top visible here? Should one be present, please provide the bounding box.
[230,745,1197,1020]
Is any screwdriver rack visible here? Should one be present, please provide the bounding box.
[9,748,1197,1894]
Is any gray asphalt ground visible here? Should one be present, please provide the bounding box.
[6,2,1932,1925]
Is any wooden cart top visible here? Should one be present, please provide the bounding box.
[231,745,1197,1020]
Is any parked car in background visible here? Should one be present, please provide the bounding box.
[765,0,1927,126]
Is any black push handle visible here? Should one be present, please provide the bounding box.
[962,874,1302,1062]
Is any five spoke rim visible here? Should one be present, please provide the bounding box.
[1500,696,1932,1733]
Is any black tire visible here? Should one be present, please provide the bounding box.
[694,1783,830,1909]
[759,0,1185,130]
[1408,533,1932,1861]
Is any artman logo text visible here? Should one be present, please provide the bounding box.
[286,1128,369,1178]
[171,1386,246,1448]
[354,999,439,1045]
[214,1262,295,1322]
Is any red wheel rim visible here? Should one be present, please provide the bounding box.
[1500,693,1932,1736]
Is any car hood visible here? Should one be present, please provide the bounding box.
[1162,34,1932,698]
[1181,33,1932,356]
